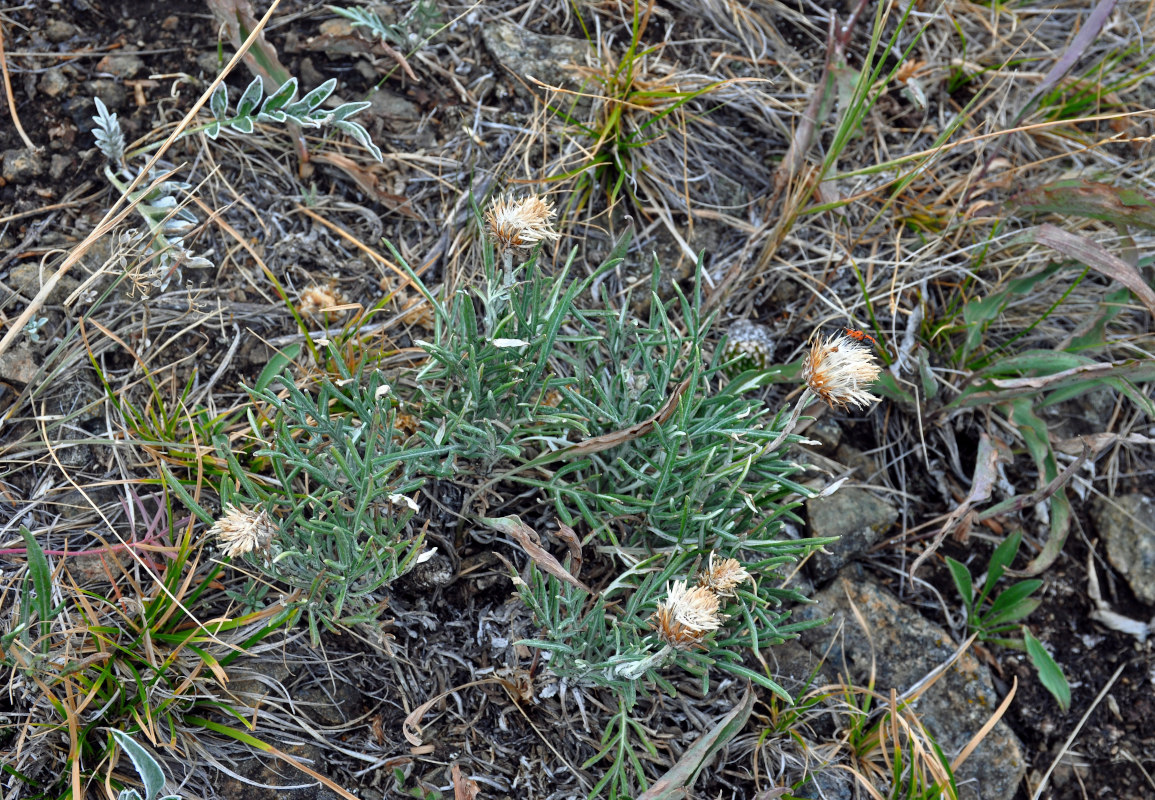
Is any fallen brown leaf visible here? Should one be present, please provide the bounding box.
[479,515,592,593]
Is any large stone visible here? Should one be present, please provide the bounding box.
[482,22,589,99]
[794,572,1026,800]
[2,148,46,183]
[1091,494,1155,605]
[805,487,897,582]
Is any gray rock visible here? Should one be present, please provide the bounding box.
[1091,494,1155,605]
[45,19,78,43]
[803,416,842,453]
[794,573,1026,800]
[805,487,897,582]
[482,22,589,99]
[2,148,47,183]
[368,88,421,122]
[0,344,38,385]
[49,154,72,180]
[38,68,70,98]
[10,262,80,303]
[96,51,144,79]
[197,51,231,76]
[87,79,128,111]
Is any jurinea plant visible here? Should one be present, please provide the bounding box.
[760,330,884,454]
[651,579,723,650]
[802,331,883,411]
[485,194,561,250]
[210,504,278,559]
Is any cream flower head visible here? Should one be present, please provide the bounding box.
[697,553,751,597]
[210,504,277,559]
[485,195,560,250]
[651,580,722,650]
[801,332,882,411]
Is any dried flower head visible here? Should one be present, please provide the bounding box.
[485,195,560,249]
[801,332,882,411]
[650,580,722,650]
[298,285,344,320]
[211,504,277,559]
[697,553,751,597]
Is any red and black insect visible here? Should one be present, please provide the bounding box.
[843,327,878,347]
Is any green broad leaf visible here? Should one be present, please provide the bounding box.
[1009,398,1071,574]
[982,595,1042,628]
[255,343,299,391]
[1013,179,1155,231]
[257,109,287,124]
[18,526,53,655]
[978,530,1022,607]
[945,556,974,607]
[872,370,917,406]
[1024,628,1071,711]
[110,730,174,800]
[917,346,938,399]
[236,76,264,117]
[209,82,228,121]
[985,579,1043,620]
[975,350,1090,379]
[203,121,221,139]
[261,77,298,114]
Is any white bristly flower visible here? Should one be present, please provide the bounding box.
[697,553,752,597]
[651,580,722,650]
[801,332,882,411]
[485,195,560,250]
[211,504,277,559]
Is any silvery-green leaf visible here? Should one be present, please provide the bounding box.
[262,77,298,113]
[333,120,383,162]
[297,78,336,112]
[257,110,286,124]
[210,83,228,121]
[110,730,167,800]
[229,116,254,134]
[237,76,264,117]
[204,120,221,139]
[330,101,371,122]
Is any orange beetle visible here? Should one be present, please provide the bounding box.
[843,327,878,347]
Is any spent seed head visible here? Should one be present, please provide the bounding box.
[651,579,722,650]
[801,332,882,411]
[485,194,560,249]
[211,504,277,559]
[697,553,751,597]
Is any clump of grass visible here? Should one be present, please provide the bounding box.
[0,492,293,800]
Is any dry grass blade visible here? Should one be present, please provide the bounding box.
[1031,662,1127,800]
[555,376,691,458]
[637,684,754,800]
[403,677,504,746]
[970,0,1119,192]
[1016,223,1155,317]
[950,676,1016,772]
[0,18,33,150]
